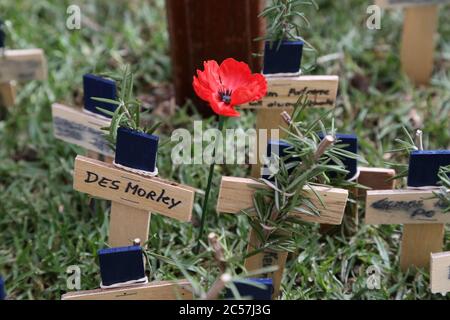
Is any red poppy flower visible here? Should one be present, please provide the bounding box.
[193,58,267,117]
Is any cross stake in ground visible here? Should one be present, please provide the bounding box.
[62,155,196,299]
[376,0,450,85]
[216,176,349,299]
[0,49,47,108]
[366,189,449,271]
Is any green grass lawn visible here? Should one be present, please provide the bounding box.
[0,0,449,300]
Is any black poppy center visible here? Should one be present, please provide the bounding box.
[218,88,232,105]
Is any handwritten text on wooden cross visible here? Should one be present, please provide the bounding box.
[73,156,194,222]
[239,75,339,109]
[52,103,113,157]
[366,189,449,270]
[366,190,450,224]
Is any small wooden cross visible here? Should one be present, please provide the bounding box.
[365,148,450,270]
[52,74,120,161]
[376,0,450,85]
[62,155,196,300]
[216,176,349,298]
[0,48,46,107]
[430,251,450,295]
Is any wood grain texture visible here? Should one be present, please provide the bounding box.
[52,103,114,157]
[108,202,151,248]
[430,251,450,294]
[400,224,444,270]
[357,167,396,197]
[217,176,349,225]
[376,0,449,7]
[73,156,195,222]
[239,75,339,109]
[0,81,16,107]
[0,49,47,82]
[400,5,438,85]
[61,280,193,300]
[86,150,114,164]
[244,230,288,299]
[321,167,397,233]
[250,108,291,178]
[365,189,449,224]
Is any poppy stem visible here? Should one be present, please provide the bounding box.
[194,115,226,254]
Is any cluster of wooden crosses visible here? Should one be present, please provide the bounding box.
[0,0,449,300]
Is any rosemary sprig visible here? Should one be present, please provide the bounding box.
[435,165,450,213]
[386,127,450,212]
[244,94,360,253]
[92,65,161,151]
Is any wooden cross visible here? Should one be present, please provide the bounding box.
[238,75,339,178]
[216,176,349,299]
[0,49,46,108]
[430,251,450,295]
[52,74,119,161]
[376,0,450,85]
[366,187,449,271]
[62,155,196,300]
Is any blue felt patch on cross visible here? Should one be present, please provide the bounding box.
[83,73,117,118]
[0,19,5,49]
[98,245,145,287]
[319,132,358,179]
[261,140,295,180]
[225,278,273,300]
[407,150,450,187]
[0,276,6,300]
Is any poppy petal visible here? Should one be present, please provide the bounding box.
[193,75,214,102]
[231,73,267,106]
[210,98,240,117]
[219,58,252,91]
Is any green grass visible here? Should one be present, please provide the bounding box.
[0,0,449,300]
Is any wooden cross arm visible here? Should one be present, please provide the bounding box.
[430,251,450,294]
[61,280,193,300]
[217,177,349,225]
[366,189,450,224]
[0,49,47,82]
[73,156,195,222]
[52,103,114,157]
[357,167,396,193]
[238,75,339,109]
[375,0,450,7]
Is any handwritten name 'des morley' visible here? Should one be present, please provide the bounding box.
[84,171,182,210]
